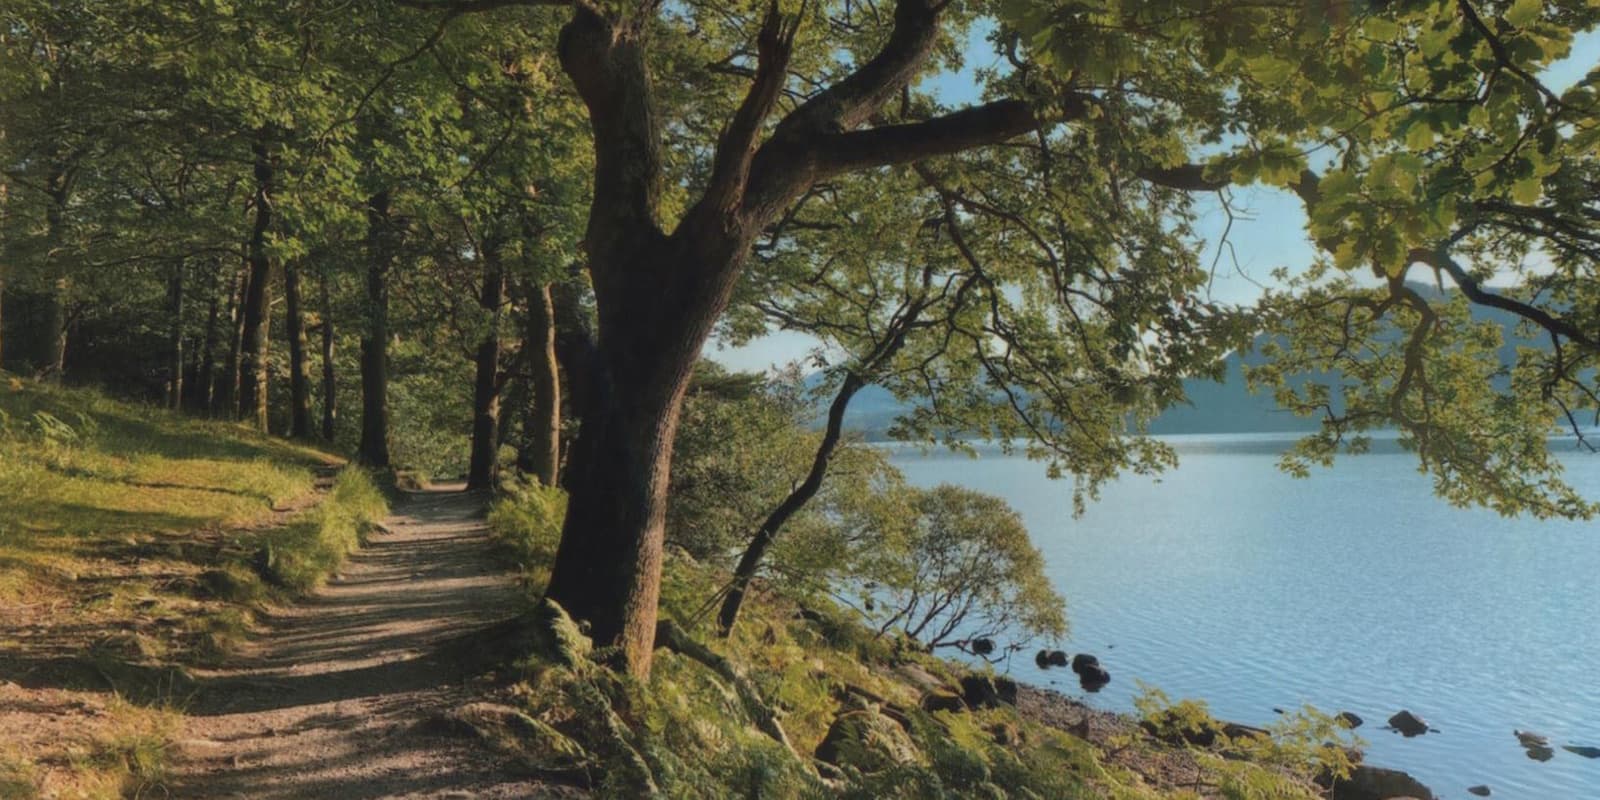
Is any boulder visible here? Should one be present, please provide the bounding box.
[1325,764,1435,800]
[1514,729,1548,748]
[1386,710,1430,737]
[970,637,996,656]
[1336,711,1364,729]
[1077,664,1111,692]
[958,674,1017,709]
[1563,744,1600,759]
[1070,653,1099,674]
[920,691,965,713]
[815,708,921,772]
[1524,745,1555,762]
[988,722,1024,747]
[1467,786,1491,797]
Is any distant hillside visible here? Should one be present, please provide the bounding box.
[811,283,1542,439]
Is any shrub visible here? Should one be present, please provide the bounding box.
[487,477,568,590]
[860,484,1067,655]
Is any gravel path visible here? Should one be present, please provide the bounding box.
[168,486,567,800]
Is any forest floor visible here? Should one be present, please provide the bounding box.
[166,486,572,800]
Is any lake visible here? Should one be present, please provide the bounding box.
[888,434,1600,799]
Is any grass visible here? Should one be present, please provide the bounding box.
[0,373,389,797]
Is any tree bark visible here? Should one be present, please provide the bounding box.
[358,190,394,468]
[218,261,248,419]
[38,174,71,382]
[466,240,506,490]
[284,260,313,438]
[166,265,185,410]
[319,268,337,442]
[238,138,275,431]
[718,372,866,634]
[198,260,224,414]
[517,280,562,486]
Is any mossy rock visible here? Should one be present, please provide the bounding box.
[448,703,590,777]
[815,707,922,772]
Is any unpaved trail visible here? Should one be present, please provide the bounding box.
[170,486,568,800]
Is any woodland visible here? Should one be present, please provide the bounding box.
[1,0,1598,796]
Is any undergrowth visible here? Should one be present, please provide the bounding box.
[487,487,1347,799]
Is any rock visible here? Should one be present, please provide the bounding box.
[1077,664,1111,692]
[958,674,1016,709]
[1562,744,1600,759]
[434,703,589,778]
[1070,653,1100,674]
[1386,710,1430,737]
[1524,745,1555,762]
[1467,786,1491,797]
[988,721,1024,747]
[920,691,964,713]
[1514,729,1549,748]
[815,708,921,772]
[1336,711,1364,729]
[1035,650,1051,669]
[970,637,996,656]
[895,664,945,693]
[1035,649,1069,668]
[1325,764,1435,800]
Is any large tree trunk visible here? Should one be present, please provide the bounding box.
[284,260,313,438]
[198,260,224,414]
[238,138,275,431]
[218,261,248,419]
[358,191,394,468]
[517,280,561,486]
[466,242,506,490]
[545,233,745,678]
[319,268,337,442]
[166,265,185,410]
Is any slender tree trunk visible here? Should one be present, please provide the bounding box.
[39,179,70,382]
[218,261,248,419]
[518,281,562,486]
[198,260,223,414]
[718,372,867,633]
[284,260,313,438]
[318,268,337,442]
[550,279,592,487]
[238,138,275,431]
[166,265,186,410]
[466,242,506,490]
[358,190,394,468]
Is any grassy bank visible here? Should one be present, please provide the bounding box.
[484,482,1357,799]
[0,375,387,799]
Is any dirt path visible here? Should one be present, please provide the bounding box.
[170,486,567,800]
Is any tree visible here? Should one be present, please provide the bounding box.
[389,0,1600,677]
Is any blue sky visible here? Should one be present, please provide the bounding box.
[710,27,1600,374]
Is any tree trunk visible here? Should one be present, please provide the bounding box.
[319,268,337,442]
[517,281,561,486]
[284,260,313,438]
[218,261,248,419]
[39,179,70,382]
[358,190,394,468]
[545,233,744,678]
[166,265,185,410]
[550,279,592,488]
[718,372,866,634]
[198,260,224,413]
[466,243,506,490]
[238,138,275,431]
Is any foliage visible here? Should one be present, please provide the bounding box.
[487,476,569,590]
[857,484,1066,653]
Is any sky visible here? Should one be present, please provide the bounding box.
[709,25,1600,374]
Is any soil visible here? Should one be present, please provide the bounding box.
[168,485,575,800]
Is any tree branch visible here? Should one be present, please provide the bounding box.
[703,1,800,213]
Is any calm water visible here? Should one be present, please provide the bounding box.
[889,435,1600,800]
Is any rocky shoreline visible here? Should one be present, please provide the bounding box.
[1011,681,1438,800]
